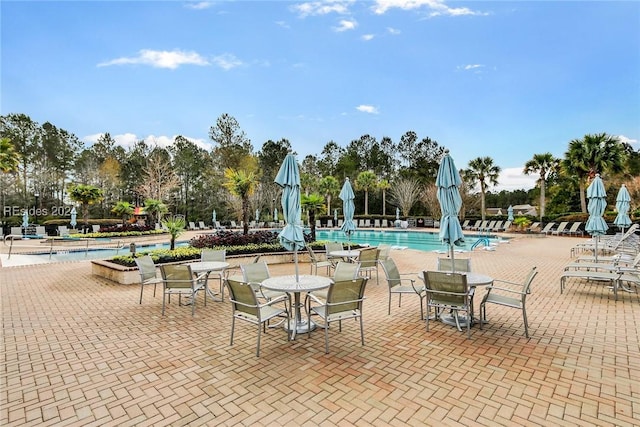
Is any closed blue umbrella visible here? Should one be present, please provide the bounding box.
[614,184,631,231]
[334,208,338,224]
[212,209,216,226]
[21,210,29,235]
[70,207,77,228]
[585,174,608,261]
[255,209,260,223]
[396,207,400,220]
[273,208,278,222]
[507,205,514,222]
[436,149,465,271]
[274,153,305,282]
[339,178,357,250]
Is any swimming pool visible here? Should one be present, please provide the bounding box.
[316,229,502,252]
[16,229,499,265]
[23,241,190,263]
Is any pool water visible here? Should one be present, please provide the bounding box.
[316,229,502,252]
[26,229,501,264]
[31,241,190,262]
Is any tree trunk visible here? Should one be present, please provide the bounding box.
[310,210,316,241]
[242,198,249,235]
[539,179,546,220]
[579,179,587,213]
[364,191,369,216]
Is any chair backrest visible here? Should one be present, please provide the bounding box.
[358,247,379,268]
[226,279,259,317]
[374,219,381,227]
[333,261,360,281]
[325,277,368,315]
[201,248,226,262]
[380,258,402,288]
[491,221,503,230]
[567,222,581,232]
[501,220,512,230]
[423,271,469,305]
[325,241,343,253]
[160,264,194,289]
[461,220,470,228]
[540,222,555,232]
[199,221,206,229]
[58,225,69,235]
[35,226,46,235]
[437,257,471,272]
[135,255,158,282]
[241,262,270,284]
[306,246,322,263]
[327,220,334,228]
[521,267,538,296]
[10,227,22,235]
[555,222,568,232]
[377,244,391,261]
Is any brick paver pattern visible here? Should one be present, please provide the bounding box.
[1,234,639,426]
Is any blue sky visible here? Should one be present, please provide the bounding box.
[2,0,639,191]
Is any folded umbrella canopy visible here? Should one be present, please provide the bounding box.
[274,154,305,282]
[507,205,514,222]
[436,149,465,271]
[614,183,631,251]
[70,207,77,228]
[22,210,29,235]
[339,178,357,251]
[585,174,608,262]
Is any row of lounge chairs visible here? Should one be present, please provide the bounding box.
[316,219,392,228]
[462,220,512,233]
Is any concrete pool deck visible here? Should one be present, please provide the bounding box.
[1,231,639,425]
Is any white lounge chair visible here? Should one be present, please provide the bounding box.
[539,222,556,235]
[551,222,569,236]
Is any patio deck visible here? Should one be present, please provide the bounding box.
[1,234,639,426]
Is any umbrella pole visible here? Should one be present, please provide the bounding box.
[595,236,599,262]
[294,249,299,283]
[450,244,455,272]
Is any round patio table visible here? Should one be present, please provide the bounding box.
[328,249,361,263]
[186,261,229,301]
[424,272,494,328]
[261,275,333,339]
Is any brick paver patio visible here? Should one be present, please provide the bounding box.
[1,234,639,426]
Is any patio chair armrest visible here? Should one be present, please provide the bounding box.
[260,294,288,307]
[485,284,526,295]
[492,279,522,287]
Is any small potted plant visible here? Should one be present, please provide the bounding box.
[513,216,532,232]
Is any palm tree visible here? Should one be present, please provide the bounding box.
[68,184,104,229]
[111,201,134,226]
[0,138,20,173]
[355,170,378,216]
[523,153,559,220]
[465,157,501,221]
[377,178,391,216]
[301,193,325,241]
[318,175,339,217]
[563,133,626,213]
[223,168,257,235]
[161,215,185,250]
[144,198,168,226]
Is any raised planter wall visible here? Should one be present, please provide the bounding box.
[91,252,310,285]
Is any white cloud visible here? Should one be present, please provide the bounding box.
[334,19,357,32]
[184,2,214,10]
[387,27,401,35]
[291,1,353,17]
[356,105,379,114]
[462,64,484,70]
[275,20,290,29]
[361,34,375,41]
[97,49,209,69]
[372,0,488,17]
[618,135,638,147]
[211,53,243,70]
[493,167,538,192]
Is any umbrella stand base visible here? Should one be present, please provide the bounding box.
[285,318,317,337]
[440,313,473,330]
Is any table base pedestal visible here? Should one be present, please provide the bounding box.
[440,313,472,329]
[285,318,317,336]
